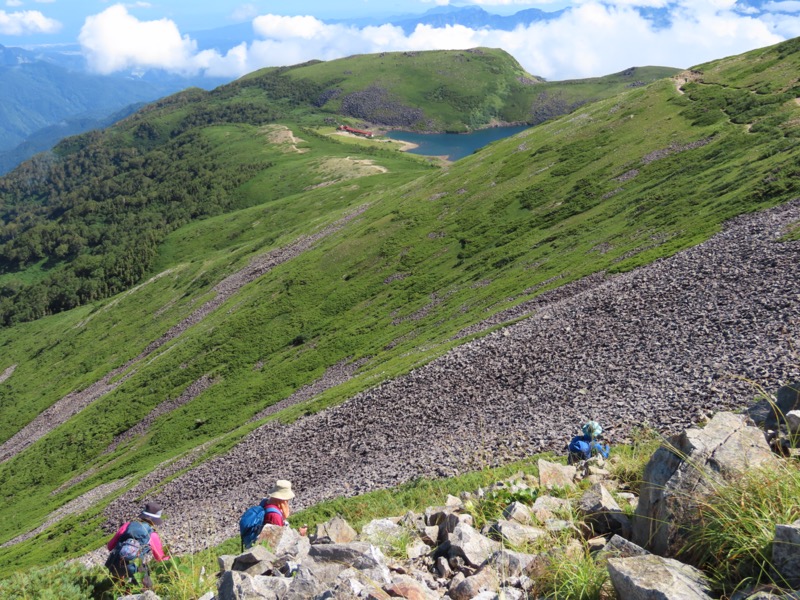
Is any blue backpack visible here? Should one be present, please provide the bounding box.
[106,520,153,582]
[239,501,282,550]
[568,438,592,462]
[568,436,610,463]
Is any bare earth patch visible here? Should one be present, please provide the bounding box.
[0,364,16,384]
[305,157,388,190]
[2,477,132,548]
[260,124,308,153]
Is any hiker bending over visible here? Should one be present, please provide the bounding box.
[105,501,170,589]
[567,421,610,464]
[240,479,307,551]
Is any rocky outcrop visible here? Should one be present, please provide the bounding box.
[632,412,778,556]
[607,554,713,600]
[126,410,800,600]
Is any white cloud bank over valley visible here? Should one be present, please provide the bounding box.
[76,1,795,80]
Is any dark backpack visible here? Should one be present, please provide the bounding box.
[106,521,153,582]
[239,501,282,550]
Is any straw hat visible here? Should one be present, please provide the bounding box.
[268,480,295,500]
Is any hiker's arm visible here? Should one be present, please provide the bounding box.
[106,522,128,551]
[149,532,170,561]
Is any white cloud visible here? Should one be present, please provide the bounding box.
[0,9,60,34]
[78,2,787,81]
[230,3,258,22]
[79,4,200,74]
[5,0,23,7]
[763,1,800,12]
[252,14,328,40]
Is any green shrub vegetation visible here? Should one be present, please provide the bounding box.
[682,461,800,595]
[0,38,799,580]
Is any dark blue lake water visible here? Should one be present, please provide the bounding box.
[385,125,530,161]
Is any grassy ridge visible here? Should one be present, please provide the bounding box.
[0,39,799,574]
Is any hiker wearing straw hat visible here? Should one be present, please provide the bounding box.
[240,479,307,550]
[263,480,295,527]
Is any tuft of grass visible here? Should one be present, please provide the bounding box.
[681,459,800,594]
[606,426,662,493]
[379,527,418,560]
[462,485,539,531]
[534,542,614,600]
[148,551,218,600]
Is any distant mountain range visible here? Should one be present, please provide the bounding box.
[0,44,229,175]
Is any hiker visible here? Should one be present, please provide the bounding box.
[567,420,610,464]
[239,479,306,550]
[105,501,170,589]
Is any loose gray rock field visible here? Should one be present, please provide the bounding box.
[102,200,800,555]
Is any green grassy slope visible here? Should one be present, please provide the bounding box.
[265,48,678,130]
[0,39,798,573]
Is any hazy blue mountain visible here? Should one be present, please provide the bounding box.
[190,5,566,52]
[0,44,230,174]
[384,5,565,35]
[0,103,144,176]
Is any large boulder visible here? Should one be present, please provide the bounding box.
[259,525,310,562]
[632,412,778,556]
[217,570,280,600]
[449,565,499,600]
[537,459,577,489]
[607,554,713,600]
[308,542,391,586]
[502,501,533,525]
[442,522,501,567]
[489,519,547,547]
[485,549,538,577]
[385,574,439,600]
[231,545,278,576]
[578,483,631,538]
[314,516,358,544]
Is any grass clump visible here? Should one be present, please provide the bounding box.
[533,542,613,600]
[606,426,662,493]
[0,562,109,600]
[462,482,539,531]
[681,459,800,594]
[147,551,218,600]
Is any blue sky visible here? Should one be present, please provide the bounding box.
[1,1,799,80]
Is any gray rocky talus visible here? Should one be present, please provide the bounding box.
[99,201,800,555]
